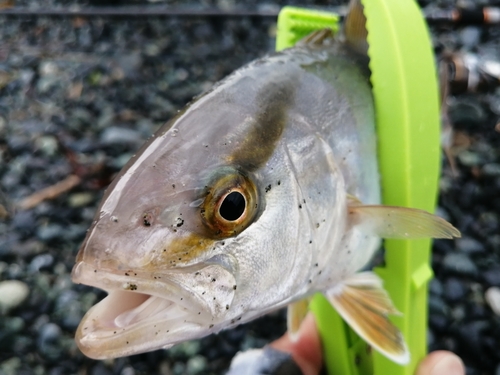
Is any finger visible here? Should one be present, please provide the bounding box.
[270,313,322,375]
[415,350,465,375]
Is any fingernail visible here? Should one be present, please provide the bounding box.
[431,354,465,375]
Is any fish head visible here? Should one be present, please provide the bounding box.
[72,62,323,359]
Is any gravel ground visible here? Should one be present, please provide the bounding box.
[1,1,500,375]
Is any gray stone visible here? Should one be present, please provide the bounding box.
[456,237,484,254]
[443,253,478,276]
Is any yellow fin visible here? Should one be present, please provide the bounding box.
[344,0,368,55]
[287,298,311,342]
[327,272,409,365]
[297,29,334,47]
[348,205,461,239]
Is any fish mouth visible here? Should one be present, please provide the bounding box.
[72,261,235,359]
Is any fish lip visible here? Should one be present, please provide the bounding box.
[71,261,213,359]
[72,261,234,359]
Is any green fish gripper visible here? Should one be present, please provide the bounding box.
[276,1,440,375]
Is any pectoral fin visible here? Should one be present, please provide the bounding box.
[287,298,311,341]
[348,205,461,239]
[327,272,409,365]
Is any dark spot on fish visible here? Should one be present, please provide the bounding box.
[125,273,129,276]
[213,297,216,300]
[209,324,214,328]
[198,312,201,315]
[309,240,312,244]
[126,341,129,344]
[318,271,322,275]
[143,213,153,227]
[265,184,272,193]
[94,270,97,273]
[316,223,320,228]
[202,292,206,295]
[277,180,281,185]
[299,204,302,209]
[233,285,237,290]
[113,331,116,334]
[176,218,184,227]
[355,356,361,365]
[167,330,170,333]
[366,345,372,354]
[237,317,241,321]
[231,319,235,324]
[315,263,318,267]
[226,75,296,171]
[180,298,183,300]
[308,279,312,283]
[226,305,229,310]
[221,241,225,246]
[178,257,182,261]
[172,184,176,189]
[212,278,216,282]
[195,272,200,276]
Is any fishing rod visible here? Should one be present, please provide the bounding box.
[1,4,500,26]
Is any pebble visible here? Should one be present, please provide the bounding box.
[455,236,484,254]
[443,278,467,303]
[485,287,500,316]
[442,253,478,276]
[483,267,500,287]
[68,192,94,208]
[37,322,63,359]
[29,253,54,273]
[34,135,58,157]
[186,355,207,375]
[36,224,64,242]
[460,27,481,49]
[100,126,143,146]
[0,280,30,313]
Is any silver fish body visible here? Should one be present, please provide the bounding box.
[72,37,458,363]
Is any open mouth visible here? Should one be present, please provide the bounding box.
[72,260,236,359]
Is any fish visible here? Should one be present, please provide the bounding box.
[71,1,460,365]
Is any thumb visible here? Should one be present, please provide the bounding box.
[270,313,322,375]
[415,351,465,375]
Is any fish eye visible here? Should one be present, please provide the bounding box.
[201,169,259,238]
[219,191,246,222]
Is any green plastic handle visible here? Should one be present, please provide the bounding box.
[276,2,440,375]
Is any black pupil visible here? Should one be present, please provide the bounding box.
[219,191,246,221]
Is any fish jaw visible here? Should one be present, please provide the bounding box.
[72,260,236,359]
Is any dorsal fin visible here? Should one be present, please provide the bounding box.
[344,0,369,55]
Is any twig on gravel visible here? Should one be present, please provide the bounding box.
[17,174,82,210]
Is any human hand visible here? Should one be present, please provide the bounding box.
[269,313,465,375]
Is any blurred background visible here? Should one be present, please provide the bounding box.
[1,0,500,374]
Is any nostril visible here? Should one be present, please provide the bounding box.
[143,212,154,227]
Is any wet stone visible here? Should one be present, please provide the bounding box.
[100,126,143,146]
[456,236,484,254]
[36,224,64,242]
[29,253,54,273]
[429,278,443,296]
[442,253,478,276]
[37,322,63,359]
[482,267,500,287]
[444,278,467,303]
